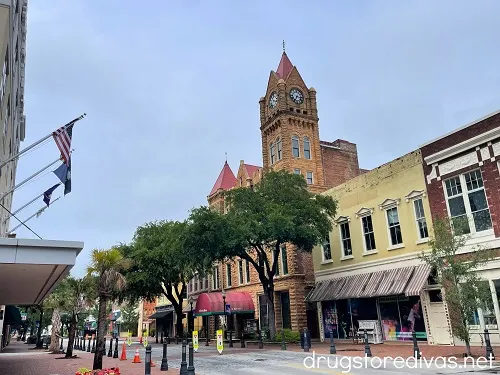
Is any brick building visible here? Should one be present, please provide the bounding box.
[421,109,500,345]
[186,50,363,340]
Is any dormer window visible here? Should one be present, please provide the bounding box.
[292,136,300,158]
[303,137,311,159]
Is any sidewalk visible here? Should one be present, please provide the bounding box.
[0,341,178,375]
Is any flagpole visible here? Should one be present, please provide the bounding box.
[0,158,61,201]
[2,192,47,223]
[0,113,86,171]
[7,196,61,234]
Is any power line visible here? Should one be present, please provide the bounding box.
[0,201,42,239]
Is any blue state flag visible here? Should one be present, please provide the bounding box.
[42,183,60,207]
[53,158,71,195]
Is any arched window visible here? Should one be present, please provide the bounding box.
[303,136,311,159]
[277,137,283,160]
[292,136,300,158]
[270,142,276,164]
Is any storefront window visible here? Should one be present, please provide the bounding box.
[379,296,426,341]
[335,300,350,339]
[280,292,291,329]
[322,301,338,338]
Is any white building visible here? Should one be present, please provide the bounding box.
[0,0,28,236]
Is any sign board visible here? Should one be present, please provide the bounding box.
[216,329,223,354]
[192,330,199,352]
[126,331,132,346]
[143,331,148,348]
[225,304,231,315]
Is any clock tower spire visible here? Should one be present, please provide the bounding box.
[259,48,325,191]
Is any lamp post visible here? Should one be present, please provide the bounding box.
[188,296,194,339]
[221,289,227,341]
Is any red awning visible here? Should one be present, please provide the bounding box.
[195,291,255,316]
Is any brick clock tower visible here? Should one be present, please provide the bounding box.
[259,49,327,193]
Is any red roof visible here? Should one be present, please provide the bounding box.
[276,52,294,79]
[208,162,237,196]
[243,164,260,179]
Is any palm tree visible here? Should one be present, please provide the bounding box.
[87,248,130,370]
[45,284,67,353]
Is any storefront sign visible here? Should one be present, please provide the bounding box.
[192,330,199,352]
[216,329,223,354]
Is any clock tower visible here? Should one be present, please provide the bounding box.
[259,50,326,192]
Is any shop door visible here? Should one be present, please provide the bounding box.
[428,302,452,344]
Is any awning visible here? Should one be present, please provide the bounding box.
[195,292,254,316]
[405,264,432,296]
[306,264,428,302]
[149,305,174,319]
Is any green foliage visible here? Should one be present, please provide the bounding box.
[120,302,139,334]
[87,247,129,298]
[420,217,496,354]
[185,170,337,335]
[271,329,300,343]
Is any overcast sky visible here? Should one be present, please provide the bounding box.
[11,0,500,276]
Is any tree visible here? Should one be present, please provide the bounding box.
[185,170,337,336]
[120,302,139,336]
[120,221,198,338]
[87,248,129,370]
[44,282,68,353]
[421,217,495,356]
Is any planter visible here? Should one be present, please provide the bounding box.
[76,367,121,375]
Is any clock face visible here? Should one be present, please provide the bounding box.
[289,88,304,104]
[269,92,278,108]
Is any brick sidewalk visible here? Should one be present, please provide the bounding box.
[0,342,178,375]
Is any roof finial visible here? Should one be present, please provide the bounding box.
[282,40,286,53]
[225,152,227,163]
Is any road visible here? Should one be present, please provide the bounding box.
[72,340,500,374]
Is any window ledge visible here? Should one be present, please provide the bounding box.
[321,259,333,265]
[387,244,405,251]
[362,250,378,257]
[416,238,429,245]
[341,255,354,261]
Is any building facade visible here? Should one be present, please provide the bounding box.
[307,150,448,344]
[0,0,27,237]
[187,51,364,339]
[421,109,500,346]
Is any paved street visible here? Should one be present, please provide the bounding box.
[4,339,500,374]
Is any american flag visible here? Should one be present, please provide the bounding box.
[52,122,74,165]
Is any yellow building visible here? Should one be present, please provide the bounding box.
[307,150,450,345]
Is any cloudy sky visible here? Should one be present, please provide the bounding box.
[11,0,500,276]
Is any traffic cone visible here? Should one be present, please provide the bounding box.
[139,336,143,344]
[150,358,156,367]
[120,342,127,361]
[132,348,141,363]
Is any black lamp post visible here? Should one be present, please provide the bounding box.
[188,296,194,339]
[221,289,227,341]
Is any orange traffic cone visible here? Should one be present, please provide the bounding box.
[139,336,143,344]
[132,348,141,363]
[120,342,127,361]
[150,358,156,367]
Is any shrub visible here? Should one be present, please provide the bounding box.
[272,329,300,343]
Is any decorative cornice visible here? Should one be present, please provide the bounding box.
[424,126,500,165]
[355,207,374,218]
[405,190,426,202]
[335,215,350,225]
[379,198,400,210]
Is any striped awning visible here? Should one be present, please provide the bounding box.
[359,270,385,298]
[336,273,372,299]
[305,277,348,302]
[375,266,414,296]
[405,264,432,296]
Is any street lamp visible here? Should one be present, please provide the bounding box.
[221,289,226,340]
[188,296,194,339]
